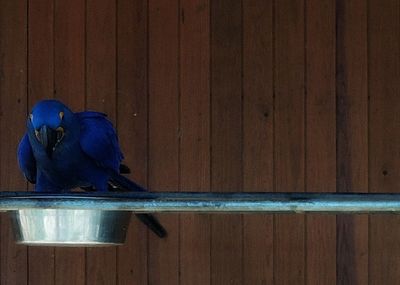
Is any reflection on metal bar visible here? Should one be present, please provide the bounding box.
[0,191,400,213]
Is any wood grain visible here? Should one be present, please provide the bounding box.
[274,0,305,284]
[2,1,400,284]
[180,0,211,284]
[369,1,400,284]
[54,0,86,284]
[27,0,55,283]
[306,1,336,284]
[0,0,28,284]
[211,1,243,284]
[336,1,369,284]
[86,0,117,283]
[86,0,117,117]
[116,0,149,284]
[242,0,273,284]
[28,0,54,102]
[148,0,180,284]
[54,0,86,110]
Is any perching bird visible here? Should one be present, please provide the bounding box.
[17,99,166,238]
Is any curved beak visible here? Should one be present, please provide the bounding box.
[35,125,59,158]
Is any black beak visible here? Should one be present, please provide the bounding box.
[35,125,59,158]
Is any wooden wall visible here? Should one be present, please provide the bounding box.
[0,0,399,284]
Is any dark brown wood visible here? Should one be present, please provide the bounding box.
[306,1,336,284]
[242,0,273,284]
[86,0,117,284]
[86,0,117,117]
[180,0,211,284]
[54,0,86,284]
[0,0,28,284]
[28,248,55,285]
[148,0,180,284]
[54,0,86,110]
[211,0,243,284]
[369,1,400,284]
[116,0,149,284]
[28,0,55,283]
[336,1,369,284]
[28,0,54,102]
[274,0,305,284]
[4,1,400,284]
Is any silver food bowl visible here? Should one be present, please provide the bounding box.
[9,209,132,246]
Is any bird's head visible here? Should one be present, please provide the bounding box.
[28,100,76,158]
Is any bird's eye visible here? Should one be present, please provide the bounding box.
[59,112,64,120]
[29,114,33,121]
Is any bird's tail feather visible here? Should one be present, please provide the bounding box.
[109,171,147,192]
[108,171,167,238]
[119,164,130,174]
[135,214,167,238]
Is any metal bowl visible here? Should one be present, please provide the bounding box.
[9,209,132,246]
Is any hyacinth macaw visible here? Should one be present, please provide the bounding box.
[17,99,166,238]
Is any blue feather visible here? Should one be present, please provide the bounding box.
[77,111,123,173]
[17,133,36,183]
[17,100,166,237]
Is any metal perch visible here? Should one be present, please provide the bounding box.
[0,191,399,213]
[1,191,399,246]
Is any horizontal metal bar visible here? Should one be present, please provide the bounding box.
[0,191,400,213]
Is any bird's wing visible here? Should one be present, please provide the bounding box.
[77,111,123,172]
[17,133,37,183]
[77,112,167,238]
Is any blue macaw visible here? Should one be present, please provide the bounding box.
[17,99,166,238]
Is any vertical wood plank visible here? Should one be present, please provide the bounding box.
[54,0,86,110]
[0,0,28,284]
[148,0,180,284]
[180,0,211,284]
[242,1,273,284]
[28,0,55,283]
[86,0,116,117]
[28,0,54,101]
[86,0,117,284]
[116,0,148,284]
[211,0,243,284]
[54,0,86,284]
[369,1,400,284]
[274,0,305,284]
[336,1,369,284]
[28,249,55,285]
[306,1,336,284]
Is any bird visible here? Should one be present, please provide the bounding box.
[17,99,167,238]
